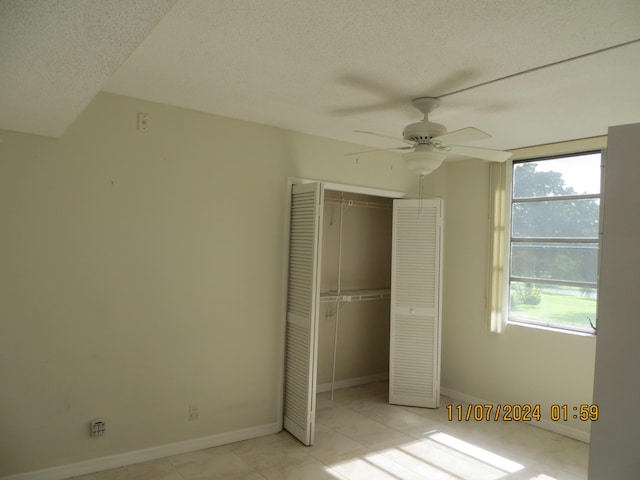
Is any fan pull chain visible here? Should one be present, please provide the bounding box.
[418,174,425,216]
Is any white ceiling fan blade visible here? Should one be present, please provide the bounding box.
[432,127,491,144]
[444,144,512,162]
[345,146,412,156]
[355,130,414,146]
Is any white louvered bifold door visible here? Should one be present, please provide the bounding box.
[390,199,443,408]
[283,182,324,445]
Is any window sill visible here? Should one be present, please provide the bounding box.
[507,319,597,338]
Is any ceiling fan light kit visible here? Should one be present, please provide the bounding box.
[402,144,446,176]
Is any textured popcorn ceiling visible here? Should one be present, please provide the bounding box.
[2,0,640,151]
[0,0,176,137]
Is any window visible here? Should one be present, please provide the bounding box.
[507,152,602,333]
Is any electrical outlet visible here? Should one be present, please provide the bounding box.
[90,418,106,437]
[188,405,198,421]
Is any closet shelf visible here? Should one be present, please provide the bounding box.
[320,288,391,303]
[324,197,392,210]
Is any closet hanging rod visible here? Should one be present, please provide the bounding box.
[324,197,392,210]
[320,288,391,303]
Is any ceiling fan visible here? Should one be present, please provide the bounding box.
[352,97,512,176]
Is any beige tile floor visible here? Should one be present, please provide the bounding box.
[70,382,588,480]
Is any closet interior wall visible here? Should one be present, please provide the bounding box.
[317,190,393,392]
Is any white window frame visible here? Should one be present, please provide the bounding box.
[505,151,603,335]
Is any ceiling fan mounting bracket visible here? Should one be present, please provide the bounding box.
[411,97,441,117]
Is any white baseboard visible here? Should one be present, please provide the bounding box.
[316,372,389,393]
[1,422,280,480]
[440,387,590,444]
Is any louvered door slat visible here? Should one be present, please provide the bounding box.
[283,182,323,445]
[390,200,442,408]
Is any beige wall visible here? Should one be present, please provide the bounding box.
[0,93,415,475]
[589,123,640,478]
[439,137,605,438]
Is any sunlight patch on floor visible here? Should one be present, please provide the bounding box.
[429,431,524,473]
[329,432,528,480]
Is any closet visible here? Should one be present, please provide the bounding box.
[318,190,393,399]
[283,180,443,446]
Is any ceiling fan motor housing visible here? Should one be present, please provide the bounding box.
[402,121,447,144]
